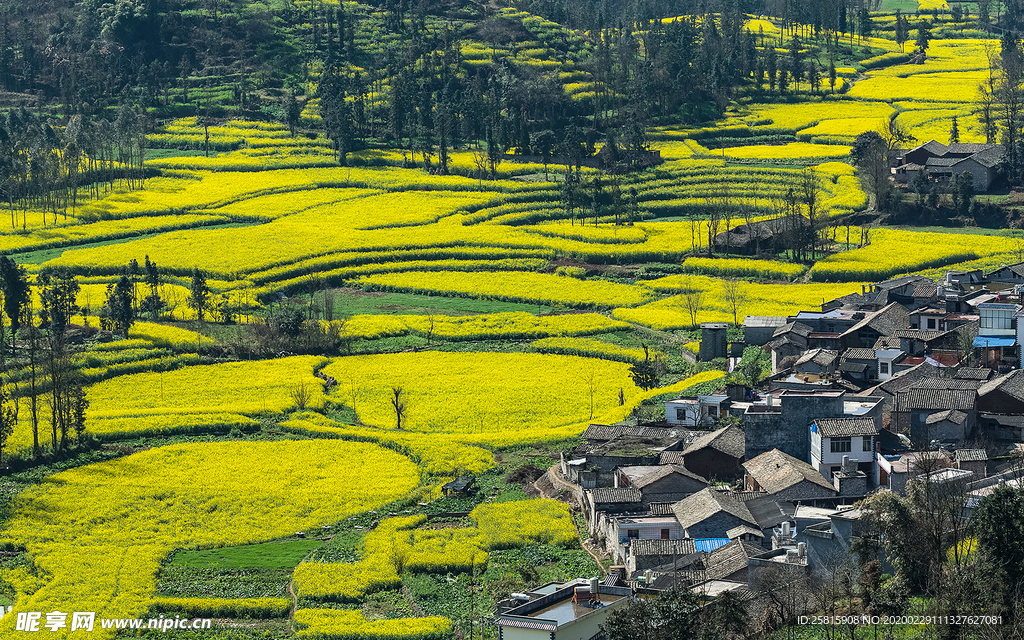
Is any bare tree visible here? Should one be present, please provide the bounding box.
[585,370,597,419]
[722,279,746,326]
[322,289,337,322]
[290,381,312,410]
[677,279,706,328]
[390,386,407,430]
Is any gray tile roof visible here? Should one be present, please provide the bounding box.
[827,292,868,307]
[591,487,642,504]
[912,282,938,298]
[955,368,994,381]
[742,449,837,494]
[947,142,994,155]
[725,524,764,539]
[671,488,759,532]
[914,377,984,391]
[659,450,686,465]
[840,362,868,373]
[704,540,764,581]
[961,145,1003,167]
[892,329,951,341]
[773,321,813,338]
[900,388,976,412]
[843,348,877,360]
[909,140,949,156]
[633,464,708,488]
[629,538,698,557]
[978,370,1024,402]
[841,303,911,339]
[954,448,988,462]
[744,496,794,529]
[814,417,879,438]
[648,502,677,516]
[874,275,932,291]
[683,425,745,460]
[795,348,839,368]
[744,316,788,328]
[925,409,968,425]
[582,424,691,442]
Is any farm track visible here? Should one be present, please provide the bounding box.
[536,464,609,570]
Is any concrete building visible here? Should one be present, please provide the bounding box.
[495,580,634,640]
[700,322,729,361]
[743,390,882,463]
[743,316,789,346]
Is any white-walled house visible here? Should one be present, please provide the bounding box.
[875,349,904,380]
[809,417,879,482]
[664,394,728,427]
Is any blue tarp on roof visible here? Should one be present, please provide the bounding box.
[694,538,731,553]
[972,335,1017,348]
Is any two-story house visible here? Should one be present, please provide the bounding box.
[973,302,1020,370]
[809,417,879,483]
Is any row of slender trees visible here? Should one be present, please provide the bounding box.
[0,106,147,228]
[0,256,88,463]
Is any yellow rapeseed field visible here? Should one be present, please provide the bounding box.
[319,352,641,444]
[809,228,1017,281]
[614,276,867,329]
[86,355,328,418]
[351,270,656,308]
[0,440,420,640]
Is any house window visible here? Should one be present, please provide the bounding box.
[927,318,936,329]
[863,437,873,451]
[831,437,852,453]
[880,362,890,375]
[627,529,640,539]
[661,529,670,540]
[676,408,688,421]
[981,308,1013,330]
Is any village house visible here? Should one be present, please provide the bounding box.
[742,449,839,500]
[954,449,989,478]
[839,302,911,350]
[620,537,702,577]
[669,487,792,542]
[743,390,883,463]
[897,387,977,446]
[673,425,745,481]
[893,141,1003,192]
[743,316,789,346]
[876,450,952,493]
[612,464,708,504]
[809,417,879,485]
[495,579,635,639]
[973,302,1020,371]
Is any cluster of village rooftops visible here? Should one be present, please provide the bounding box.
[493,261,1024,638]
